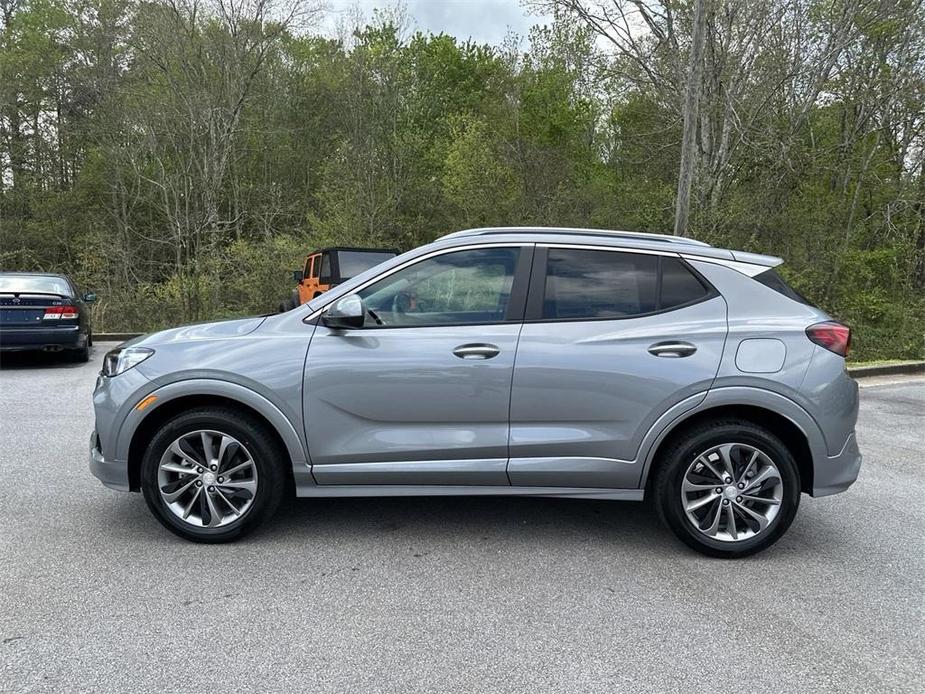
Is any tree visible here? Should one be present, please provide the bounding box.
[673,0,705,236]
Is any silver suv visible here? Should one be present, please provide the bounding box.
[90,227,861,557]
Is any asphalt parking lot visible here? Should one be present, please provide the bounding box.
[1,344,922,693]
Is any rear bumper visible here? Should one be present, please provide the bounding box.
[89,430,131,492]
[0,325,85,351]
[812,432,862,497]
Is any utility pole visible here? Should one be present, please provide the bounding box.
[673,0,707,237]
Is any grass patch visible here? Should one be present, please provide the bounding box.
[847,359,923,367]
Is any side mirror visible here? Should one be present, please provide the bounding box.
[291,270,304,283]
[322,294,365,330]
[83,292,97,303]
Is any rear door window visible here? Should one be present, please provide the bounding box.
[536,250,713,321]
[659,257,711,309]
[541,249,658,319]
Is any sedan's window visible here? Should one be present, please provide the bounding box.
[659,257,710,309]
[358,247,520,327]
[542,249,657,319]
[0,275,72,296]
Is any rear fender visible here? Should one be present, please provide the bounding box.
[636,386,828,489]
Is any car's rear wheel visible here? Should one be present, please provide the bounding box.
[653,420,800,558]
[71,339,90,362]
[140,407,286,542]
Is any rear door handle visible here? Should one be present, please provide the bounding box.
[453,343,500,360]
[648,341,697,358]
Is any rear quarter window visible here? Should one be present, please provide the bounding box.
[753,269,812,305]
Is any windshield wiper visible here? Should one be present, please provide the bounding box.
[367,308,384,326]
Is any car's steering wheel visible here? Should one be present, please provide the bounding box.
[391,291,414,317]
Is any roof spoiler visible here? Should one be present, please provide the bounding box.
[680,249,783,277]
[731,250,784,267]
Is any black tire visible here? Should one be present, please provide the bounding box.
[312,291,322,299]
[277,301,289,313]
[71,339,91,362]
[652,419,800,558]
[140,407,287,543]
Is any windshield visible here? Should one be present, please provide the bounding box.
[0,275,72,296]
[337,251,397,279]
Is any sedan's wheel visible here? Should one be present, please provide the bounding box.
[141,407,286,542]
[71,339,90,362]
[653,420,800,558]
[157,429,259,528]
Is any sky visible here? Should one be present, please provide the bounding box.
[321,0,552,46]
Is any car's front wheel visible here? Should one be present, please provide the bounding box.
[140,407,286,542]
[653,420,800,558]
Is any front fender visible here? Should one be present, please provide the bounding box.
[115,378,312,489]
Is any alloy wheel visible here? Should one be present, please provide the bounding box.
[680,442,783,542]
[157,429,258,528]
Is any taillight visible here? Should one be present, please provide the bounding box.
[806,321,851,357]
[43,305,78,320]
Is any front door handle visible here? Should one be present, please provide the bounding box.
[453,343,500,360]
[648,341,697,358]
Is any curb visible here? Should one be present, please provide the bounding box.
[95,333,141,342]
[847,361,925,378]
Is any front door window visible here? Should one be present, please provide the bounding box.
[357,247,520,327]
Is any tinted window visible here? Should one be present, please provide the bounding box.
[754,269,811,305]
[542,249,657,319]
[359,247,520,327]
[319,253,331,281]
[0,275,72,296]
[660,257,709,308]
[337,251,397,279]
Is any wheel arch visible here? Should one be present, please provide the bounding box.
[123,383,308,492]
[640,391,822,496]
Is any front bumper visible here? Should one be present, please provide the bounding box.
[812,432,862,497]
[89,430,130,491]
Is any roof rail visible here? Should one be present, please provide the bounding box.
[437,226,712,247]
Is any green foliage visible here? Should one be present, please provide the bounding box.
[0,0,923,360]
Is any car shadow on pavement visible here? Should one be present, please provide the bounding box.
[0,349,89,370]
[98,492,836,560]
[267,495,676,552]
[97,491,673,553]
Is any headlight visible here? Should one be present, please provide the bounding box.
[102,347,154,377]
